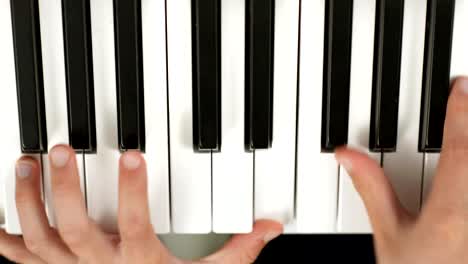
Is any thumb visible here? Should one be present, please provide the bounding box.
[335,147,409,235]
[201,220,283,264]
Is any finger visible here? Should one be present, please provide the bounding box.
[0,229,45,264]
[50,145,115,262]
[118,151,171,263]
[429,77,468,208]
[201,220,282,264]
[15,157,77,264]
[335,147,409,234]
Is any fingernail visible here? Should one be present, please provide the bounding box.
[122,152,141,170]
[263,231,281,243]
[16,161,33,179]
[336,155,353,172]
[457,77,468,94]
[50,146,70,168]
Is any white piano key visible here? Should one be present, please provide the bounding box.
[141,0,171,233]
[167,0,212,233]
[0,174,4,226]
[338,0,378,233]
[382,0,427,216]
[295,0,338,233]
[38,0,85,228]
[423,0,468,203]
[422,153,439,202]
[255,0,299,226]
[212,0,253,234]
[86,0,120,233]
[0,0,38,234]
[0,0,20,234]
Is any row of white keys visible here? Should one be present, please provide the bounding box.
[212,0,253,233]
[39,0,86,228]
[255,0,299,230]
[338,0,378,233]
[295,0,338,233]
[423,0,468,202]
[383,0,427,215]
[0,0,26,233]
[167,0,212,233]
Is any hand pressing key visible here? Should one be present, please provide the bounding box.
[335,77,468,264]
[0,145,282,264]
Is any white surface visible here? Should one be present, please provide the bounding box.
[254,0,299,227]
[0,0,21,234]
[0,0,41,234]
[295,0,339,233]
[2,0,467,239]
[338,0,378,233]
[167,0,212,233]
[212,0,253,233]
[39,0,86,228]
[422,153,439,203]
[142,0,171,233]
[85,0,121,233]
[382,0,427,215]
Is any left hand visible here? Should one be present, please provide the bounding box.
[0,145,282,264]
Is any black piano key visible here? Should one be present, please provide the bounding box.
[245,0,274,151]
[114,0,145,152]
[321,0,353,152]
[62,0,97,153]
[192,0,221,152]
[10,0,47,153]
[419,0,455,153]
[369,0,405,152]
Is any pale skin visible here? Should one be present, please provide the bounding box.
[0,77,467,263]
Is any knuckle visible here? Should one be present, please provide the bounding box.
[120,213,151,240]
[15,188,32,206]
[23,236,47,255]
[52,179,75,199]
[59,222,91,250]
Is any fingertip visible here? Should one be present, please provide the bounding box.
[452,76,468,95]
[335,150,354,174]
[16,157,39,180]
[253,219,283,234]
[49,145,73,168]
[120,151,144,171]
[253,219,283,244]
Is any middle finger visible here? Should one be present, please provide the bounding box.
[50,145,115,263]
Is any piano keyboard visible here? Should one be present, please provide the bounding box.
[0,0,467,235]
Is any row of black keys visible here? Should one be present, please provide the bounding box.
[12,0,454,154]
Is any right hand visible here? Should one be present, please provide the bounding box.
[335,77,468,264]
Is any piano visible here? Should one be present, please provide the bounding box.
[0,0,467,261]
